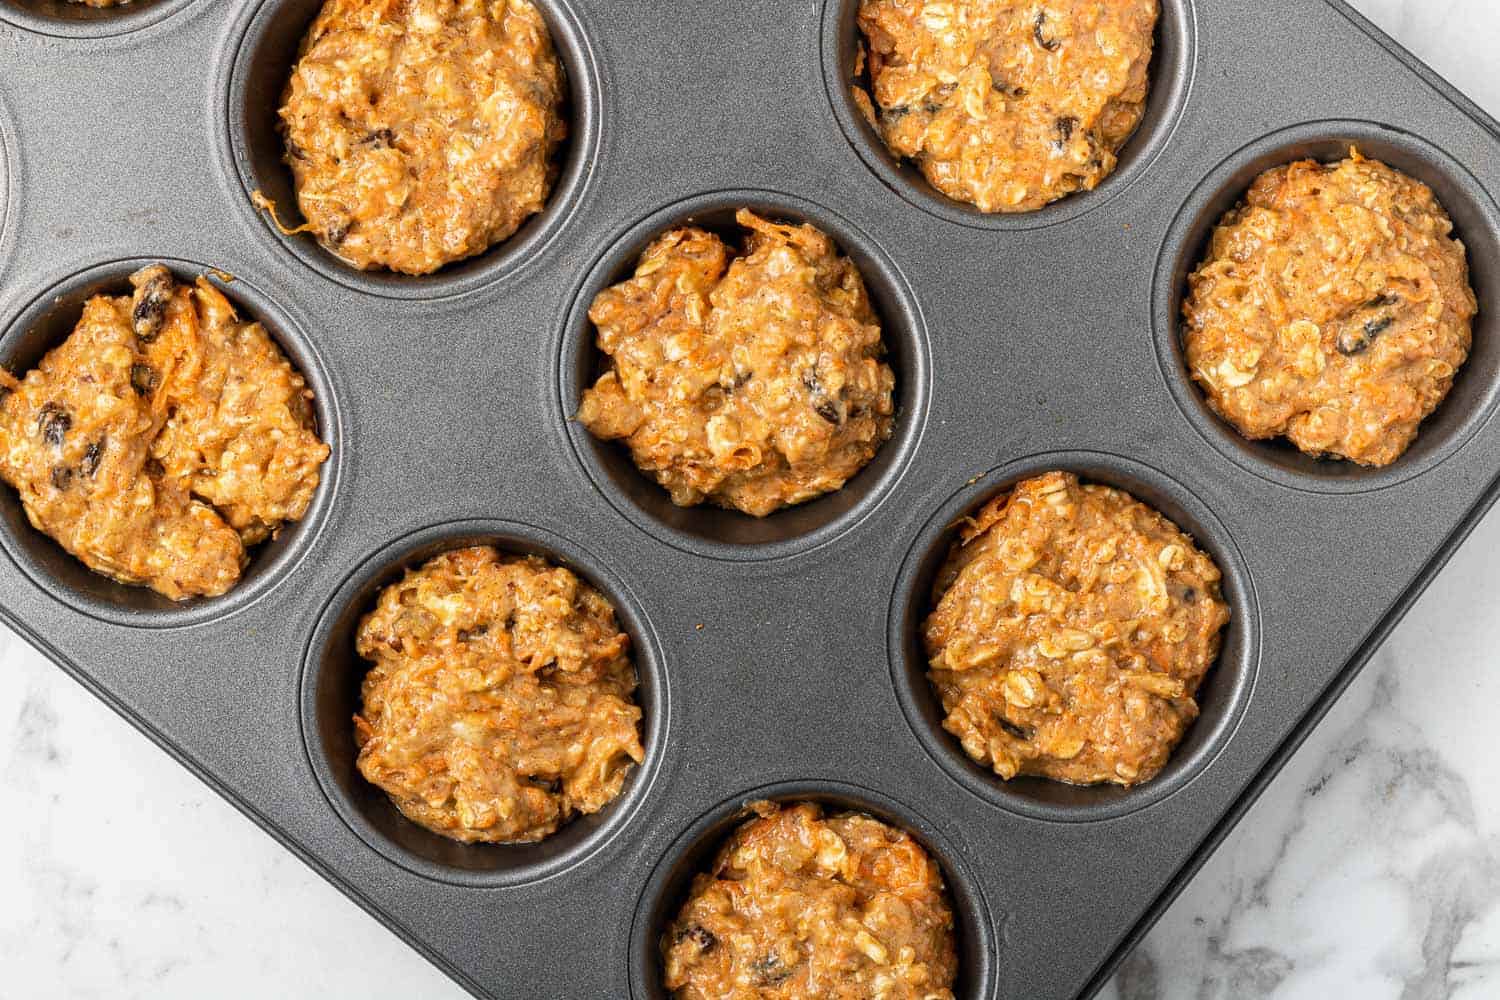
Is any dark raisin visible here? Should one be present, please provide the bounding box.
[50,466,73,491]
[802,369,843,425]
[1181,586,1198,603]
[1053,116,1079,151]
[1034,11,1061,51]
[524,775,562,794]
[992,80,1027,98]
[750,955,793,987]
[37,403,70,447]
[132,273,174,343]
[1338,316,1394,356]
[325,220,352,246]
[130,363,158,397]
[362,128,396,148]
[677,924,717,953]
[81,439,104,477]
[998,717,1034,741]
[456,625,489,642]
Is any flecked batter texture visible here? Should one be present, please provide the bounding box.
[1183,152,1477,466]
[923,471,1229,786]
[354,547,644,844]
[0,266,329,601]
[279,0,566,275]
[577,210,896,517]
[856,0,1158,212]
[662,801,958,1000]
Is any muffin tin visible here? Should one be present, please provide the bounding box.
[0,1,1497,997]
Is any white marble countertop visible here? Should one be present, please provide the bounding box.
[4,2,1500,997]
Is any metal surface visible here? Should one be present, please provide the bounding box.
[0,1,1496,997]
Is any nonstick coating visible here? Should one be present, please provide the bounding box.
[0,2,1498,998]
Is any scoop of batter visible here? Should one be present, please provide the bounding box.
[577,209,896,517]
[279,0,566,275]
[856,0,1158,212]
[662,801,958,1000]
[354,547,644,844]
[0,265,330,601]
[1183,152,1476,466]
[923,471,1229,786]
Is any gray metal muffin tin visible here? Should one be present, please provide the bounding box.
[0,1,1495,996]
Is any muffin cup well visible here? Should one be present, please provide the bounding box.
[0,0,197,39]
[628,780,996,1000]
[556,189,931,561]
[1152,120,1500,492]
[299,519,669,888]
[220,0,602,300]
[888,451,1260,823]
[820,0,1197,230]
[0,257,341,629]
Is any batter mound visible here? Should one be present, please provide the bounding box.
[279,0,566,275]
[1183,152,1477,466]
[923,471,1229,786]
[577,210,896,517]
[354,546,644,844]
[856,0,1158,213]
[662,801,958,1000]
[0,266,330,601]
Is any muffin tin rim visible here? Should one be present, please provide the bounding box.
[886,449,1263,824]
[625,778,999,1000]
[298,516,672,889]
[553,186,934,564]
[0,255,345,630]
[215,0,605,303]
[0,0,201,41]
[1150,117,1500,495]
[818,0,1199,232]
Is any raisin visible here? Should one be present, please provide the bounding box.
[751,956,793,987]
[677,924,717,953]
[130,363,158,397]
[802,369,843,425]
[50,466,73,491]
[362,128,396,148]
[132,271,174,343]
[998,717,1034,741]
[37,403,70,447]
[81,439,104,477]
[456,624,489,642]
[325,220,352,246]
[1034,12,1061,51]
[525,775,562,794]
[1338,316,1394,356]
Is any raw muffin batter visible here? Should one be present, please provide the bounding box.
[354,546,644,844]
[923,471,1229,786]
[856,0,1158,212]
[662,801,958,1000]
[0,266,329,601]
[1183,152,1476,466]
[577,210,896,517]
[278,0,566,274]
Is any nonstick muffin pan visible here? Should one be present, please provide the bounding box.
[0,1,1498,997]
